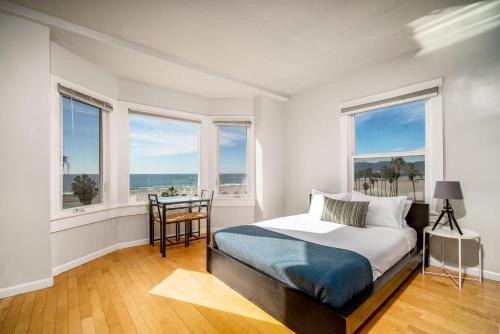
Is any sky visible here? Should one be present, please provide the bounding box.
[218,126,247,174]
[62,97,100,175]
[63,104,247,175]
[355,100,425,155]
[129,114,200,174]
[129,115,247,174]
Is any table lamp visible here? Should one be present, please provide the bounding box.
[431,181,464,235]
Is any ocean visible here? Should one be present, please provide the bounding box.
[63,173,247,192]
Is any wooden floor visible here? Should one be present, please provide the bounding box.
[1,242,499,334]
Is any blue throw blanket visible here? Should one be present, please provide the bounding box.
[213,225,373,308]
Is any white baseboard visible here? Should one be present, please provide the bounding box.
[429,258,500,282]
[0,277,53,299]
[52,238,149,276]
[5,228,229,299]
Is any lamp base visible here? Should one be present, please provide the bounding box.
[432,199,463,235]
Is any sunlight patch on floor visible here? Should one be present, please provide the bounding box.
[149,268,283,325]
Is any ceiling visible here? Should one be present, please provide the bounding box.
[6,0,475,98]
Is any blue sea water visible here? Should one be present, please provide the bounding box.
[63,173,247,192]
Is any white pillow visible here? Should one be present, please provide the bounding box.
[350,191,407,228]
[401,200,412,226]
[308,190,350,217]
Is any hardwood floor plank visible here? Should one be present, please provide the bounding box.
[54,273,69,334]
[2,294,27,334]
[1,242,499,334]
[13,291,36,333]
[28,289,48,334]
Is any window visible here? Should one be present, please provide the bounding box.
[352,100,426,201]
[61,96,102,209]
[129,112,200,202]
[216,125,249,197]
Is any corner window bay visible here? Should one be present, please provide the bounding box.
[62,96,102,209]
[353,100,426,201]
[129,112,200,202]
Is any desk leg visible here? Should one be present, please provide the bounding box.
[458,238,462,289]
[441,236,445,269]
[422,230,425,275]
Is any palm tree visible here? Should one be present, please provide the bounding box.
[404,162,417,200]
[362,182,370,194]
[71,174,98,205]
[380,167,388,196]
[63,155,70,174]
[365,168,373,195]
[388,174,395,196]
[161,186,179,197]
[390,157,404,195]
[354,170,363,192]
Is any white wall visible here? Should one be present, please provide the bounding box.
[119,78,209,115]
[208,98,254,116]
[0,14,52,294]
[51,215,149,270]
[51,42,119,98]
[284,27,500,278]
[254,96,286,221]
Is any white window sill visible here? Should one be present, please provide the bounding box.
[213,197,255,207]
[50,199,255,233]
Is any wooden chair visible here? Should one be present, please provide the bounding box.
[148,194,181,255]
[188,189,214,244]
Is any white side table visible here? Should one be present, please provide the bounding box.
[422,225,482,289]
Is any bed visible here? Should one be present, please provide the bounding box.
[207,200,429,334]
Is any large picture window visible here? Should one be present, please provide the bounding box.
[217,125,249,197]
[61,96,102,209]
[353,100,426,201]
[129,112,200,202]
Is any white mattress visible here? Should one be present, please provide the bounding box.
[254,214,417,280]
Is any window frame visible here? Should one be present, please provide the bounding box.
[340,79,443,209]
[127,109,202,203]
[50,77,112,219]
[212,117,255,201]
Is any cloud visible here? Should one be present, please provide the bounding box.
[219,127,246,147]
[129,116,199,157]
[355,100,425,125]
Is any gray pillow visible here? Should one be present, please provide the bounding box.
[321,197,369,228]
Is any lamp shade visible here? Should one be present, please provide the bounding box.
[433,181,463,200]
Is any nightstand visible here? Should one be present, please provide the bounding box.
[422,225,482,289]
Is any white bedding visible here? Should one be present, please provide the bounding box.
[254,214,417,280]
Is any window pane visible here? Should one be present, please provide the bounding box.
[129,114,199,202]
[354,156,425,201]
[355,100,425,155]
[218,126,248,196]
[62,97,102,209]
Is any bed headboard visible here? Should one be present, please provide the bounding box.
[308,194,429,250]
[406,202,429,250]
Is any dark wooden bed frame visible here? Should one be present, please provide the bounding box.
[206,201,429,334]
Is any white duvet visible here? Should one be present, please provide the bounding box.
[254,214,417,280]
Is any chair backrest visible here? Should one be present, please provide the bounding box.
[199,189,214,215]
[148,194,161,221]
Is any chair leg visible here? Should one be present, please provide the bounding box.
[162,222,166,257]
[207,216,211,245]
[159,220,163,253]
[149,215,153,246]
